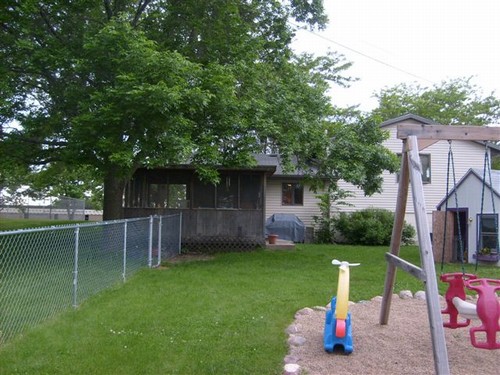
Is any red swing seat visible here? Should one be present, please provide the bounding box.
[440,273,477,328]
[465,278,500,350]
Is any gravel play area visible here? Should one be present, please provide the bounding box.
[285,294,500,375]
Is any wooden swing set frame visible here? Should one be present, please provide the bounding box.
[380,124,500,375]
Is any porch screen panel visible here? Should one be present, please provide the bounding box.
[149,184,168,208]
[240,174,262,209]
[193,179,215,208]
[217,173,238,208]
[168,185,188,208]
[168,172,191,208]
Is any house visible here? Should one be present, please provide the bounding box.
[122,156,323,249]
[336,114,499,235]
[434,168,500,265]
[121,114,498,249]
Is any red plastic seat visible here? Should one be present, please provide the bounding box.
[440,273,477,328]
[465,278,500,350]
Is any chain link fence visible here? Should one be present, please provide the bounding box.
[0,214,181,346]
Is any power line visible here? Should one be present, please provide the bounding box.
[291,23,435,85]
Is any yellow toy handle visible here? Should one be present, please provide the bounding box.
[331,260,360,321]
[335,265,350,320]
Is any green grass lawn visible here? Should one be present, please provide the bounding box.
[0,244,499,374]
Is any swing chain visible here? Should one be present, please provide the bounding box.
[441,141,466,274]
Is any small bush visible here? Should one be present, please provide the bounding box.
[335,208,415,246]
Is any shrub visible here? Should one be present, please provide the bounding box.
[313,190,354,244]
[335,208,415,246]
[312,193,335,243]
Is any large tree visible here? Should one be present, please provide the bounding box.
[1,1,396,219]
[370,77,500,125]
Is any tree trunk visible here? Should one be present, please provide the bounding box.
[102,171,127,221]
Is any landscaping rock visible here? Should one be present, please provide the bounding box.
[295,307,314,318]
[399,290,413,299]
[286,324,302,334]
[414,290,426,300]
[284,354,300,364]
[288,335,307,346]
[283,363,301,375]
[312,305,327,311]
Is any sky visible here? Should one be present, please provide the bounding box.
[292,0,500,112]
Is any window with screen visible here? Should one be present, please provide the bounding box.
[478,214,499,252]
[282,182,303,206]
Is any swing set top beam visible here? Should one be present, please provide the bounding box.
[397,124,500,141]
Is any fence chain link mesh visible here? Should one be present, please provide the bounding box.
[0,214,181,345]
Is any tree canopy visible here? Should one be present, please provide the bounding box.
[370,77,500,125]
[1,0,397,219]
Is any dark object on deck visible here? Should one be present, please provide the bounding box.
[265,214,305,243]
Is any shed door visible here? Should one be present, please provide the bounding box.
[432,209,468,263]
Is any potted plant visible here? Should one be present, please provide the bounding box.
[475,247,500,262]
[267,234,279,244]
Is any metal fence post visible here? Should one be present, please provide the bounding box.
[148,215,153,268]
[178,212,182,254]
[122,220,128,282]
[156,215,162,267]
[72,225,80,308]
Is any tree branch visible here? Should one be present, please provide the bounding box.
[132,0,152,28]
[103,0,113,20]
[38,6,65,43]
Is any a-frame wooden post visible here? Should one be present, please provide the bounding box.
[381,136,450,374]
[379,139,410,325]
[380,124,499,375]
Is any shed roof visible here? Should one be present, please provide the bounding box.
[436,168,500,210]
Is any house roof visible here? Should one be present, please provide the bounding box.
[436,168,500,210]
[380,113,437,128]
[253,154,311,178]
[488,140,500,155]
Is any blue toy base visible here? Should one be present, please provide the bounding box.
[324,297,353,354]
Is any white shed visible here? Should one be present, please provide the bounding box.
[435,168,500,265]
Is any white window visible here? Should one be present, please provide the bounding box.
[477,213,499,252]
[282,183,303,206]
